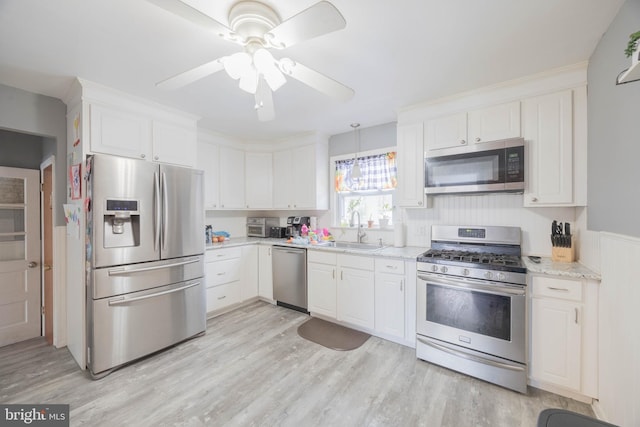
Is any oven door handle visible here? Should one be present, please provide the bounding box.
[417,274,525,297]
[417,336,525,372]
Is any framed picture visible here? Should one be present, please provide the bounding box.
[69,163,81,200]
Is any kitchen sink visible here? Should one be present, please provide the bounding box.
[317,241,384,251]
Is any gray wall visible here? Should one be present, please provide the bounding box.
[329,122,397,156]
[0,129,43,168]
[0,84,67,226]
[587,0,640,237]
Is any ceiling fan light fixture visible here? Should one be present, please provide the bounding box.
[239,67,258,93]
[223,52,251,80]
[253,48,286,91]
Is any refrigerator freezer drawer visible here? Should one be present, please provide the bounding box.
[88,279,206,377]
[92,255,204,299]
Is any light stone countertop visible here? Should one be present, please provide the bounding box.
[522,256,601,281]
[206,237,426,261]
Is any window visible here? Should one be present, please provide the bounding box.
[334,151,396,227]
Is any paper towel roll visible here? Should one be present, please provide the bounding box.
[310,216,317,230]
[394,223,405,247]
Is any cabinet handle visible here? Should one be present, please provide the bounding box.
[531,197,538,203]
[418,201,423,206]
[386,265,398,270]
[548,287,569,292]
[154,155,159,160]
[217,295,226,300]
[400,280,403,291]
[217,272,226,276]
[268,248,271,256]
[475,137,481,142]
[141,154,146,159]
[247,205,249,208]
[575,308,579,324]
[340,270,343,280]
[332,269,335,279]
[460,139,466,145]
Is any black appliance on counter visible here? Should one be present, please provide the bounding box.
[269,226,287,238]
[286,216,310,237]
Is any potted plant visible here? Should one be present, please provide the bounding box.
[625,30,640,64]
[379,202,392,228]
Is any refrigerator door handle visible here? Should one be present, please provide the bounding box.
[107,258,200,276]
[108,281,201,306]
[154,172,161,252]
[162,171,168,252]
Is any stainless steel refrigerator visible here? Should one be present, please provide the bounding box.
[86,154,205,378]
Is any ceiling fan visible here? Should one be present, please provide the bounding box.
[148,0,355,121]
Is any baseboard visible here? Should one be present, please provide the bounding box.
[591,400,610,423]
[528,378,593,404]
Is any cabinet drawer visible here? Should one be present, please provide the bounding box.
[206,258,241,287]
[206,282,241,312]
[205,247,242,262]
[532,276,582,301]
[308,250,337,265]
[339,254,374,270]
[375,258,404,275]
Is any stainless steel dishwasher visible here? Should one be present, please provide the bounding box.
[272,246,307,313]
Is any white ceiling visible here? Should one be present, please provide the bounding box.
[0,0,624,141]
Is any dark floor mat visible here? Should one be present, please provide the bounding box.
[297,317,370,351]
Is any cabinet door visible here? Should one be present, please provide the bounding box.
[374,272,405,339]
[245,152,273,209]
[522,91,573,206]
[197,142,219,209]
[290,145,316,209]
[273,150,292,209]
[258,246,273,300]
[241,245,258,301]
[308,262,337,318]
[468,101,520,144]
[531,297,581,390]
[337,267,374,329]
[425,112,467,151]
[89,103,151,159]
[218,146,245,209]
[396,123,425,207]
[152,121,197,167]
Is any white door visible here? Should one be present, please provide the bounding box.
[0,167,41,346]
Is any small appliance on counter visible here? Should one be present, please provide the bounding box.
[247,217,280,237]
[269,226,287,238]
[286,216,311,237]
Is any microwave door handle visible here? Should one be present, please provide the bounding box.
[154,172,161,252]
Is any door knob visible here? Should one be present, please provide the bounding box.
[44,264,52,271]
[28,261,38,268]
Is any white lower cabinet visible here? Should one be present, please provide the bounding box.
[258,245,274,300]
[205,248,242,313]
[307,251,337,318]
[374,259,405,340]
[337,255,375,330]
[529,274,598,400]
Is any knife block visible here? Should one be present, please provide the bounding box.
[551,237,575,263]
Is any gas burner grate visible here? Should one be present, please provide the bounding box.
[420,249,522,268]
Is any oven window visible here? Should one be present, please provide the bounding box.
[426,284,511,341]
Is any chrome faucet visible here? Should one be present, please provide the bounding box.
[350,211,366,243]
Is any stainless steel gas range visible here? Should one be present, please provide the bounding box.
[416,225,527,393]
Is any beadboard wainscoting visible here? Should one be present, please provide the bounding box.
[403,194,575,255]
[594,233,640,426]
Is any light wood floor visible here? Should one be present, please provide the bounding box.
[1,301,594,426]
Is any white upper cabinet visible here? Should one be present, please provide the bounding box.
[425,112,467,151]
[522,90,575,206]
[151,120,197,167]
[245,152,273,209]
[89,103,151,160]
[218,146,245,209]
[467,101,520,144]
[396,123,425,207]
[197,142,219,209]
[272,150,293,209]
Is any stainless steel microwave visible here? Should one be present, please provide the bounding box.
[424,138,525,195]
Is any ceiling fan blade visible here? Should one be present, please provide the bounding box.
[156,58,225,90]
[279,58,354,102]
[264,1,346,49]
[146,0,237,41]
[255,75,275,122]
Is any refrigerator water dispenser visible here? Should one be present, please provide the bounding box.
[103,199,140,248]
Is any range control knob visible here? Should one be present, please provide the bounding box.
[431,265,438,272]
[484,271,493,280]
[462,268,470,276]
[497,273,506,281]
[440,266,448,273]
